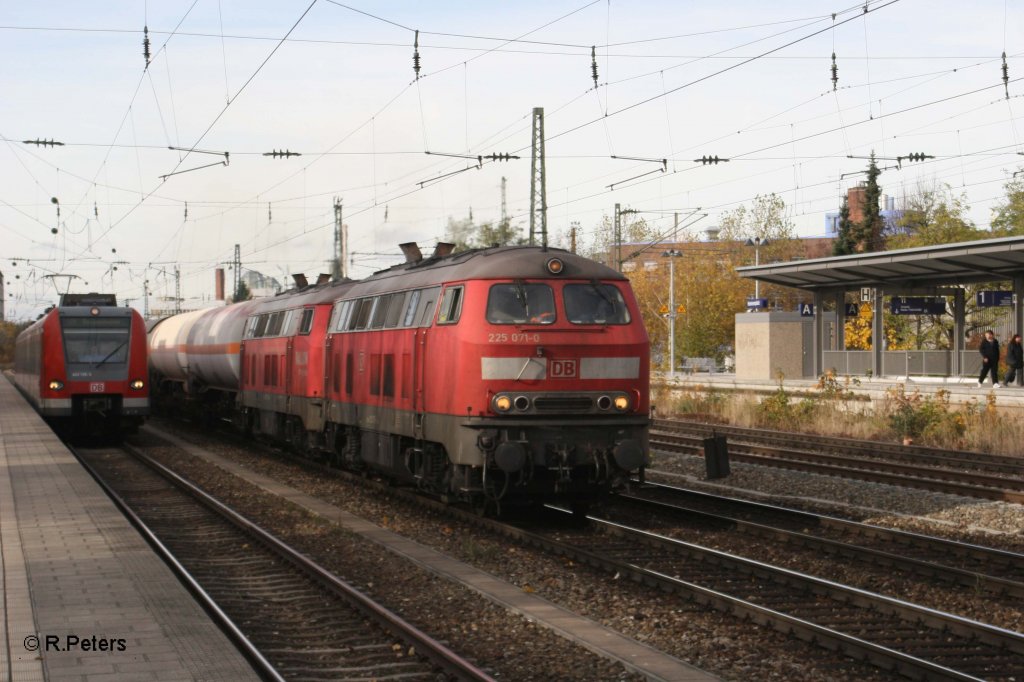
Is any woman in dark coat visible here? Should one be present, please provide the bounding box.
[1006,334,1024,387]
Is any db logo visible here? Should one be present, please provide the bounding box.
[550,359,578,378]
[89,382,105,393]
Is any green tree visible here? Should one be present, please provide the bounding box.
[831,195,855,256]
[444,215,525,252]
[990,173,1024,235]
[852,152,885,252]
[233,279,252,302]
[889,185,979,248]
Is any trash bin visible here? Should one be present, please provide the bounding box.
[703,434,730,479]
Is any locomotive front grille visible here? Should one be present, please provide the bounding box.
[533,396,593,413]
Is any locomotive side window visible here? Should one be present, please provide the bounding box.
[332,300,352,332]
[401,290,421,327]
[351,298,375,330]
[244,316,258,339]
[384,292,406,328]
[254,314,270,338]
[61,316,131,364]
[298,309,314,335]
[370,295,391,329]
[486,283,556,324]
[437,286,464,325]
[267,311,285,337]
[416,287,441,327]
[564,283,631,325]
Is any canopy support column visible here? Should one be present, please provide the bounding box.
[1014,276,1024,341]
[953,289,965,376]
[872,288,884,377]
[813,290,824,377]
[834,290,846,351]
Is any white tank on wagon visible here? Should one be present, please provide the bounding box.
[148,302,257,392]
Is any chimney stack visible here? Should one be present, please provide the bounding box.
[292,273,309,289]
[432,242,455,259]
[399,242,423,263]
[215,268,225,300]
[315,273,331,285]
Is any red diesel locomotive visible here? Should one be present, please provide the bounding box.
[14,293,150,437]
[148,244,649,512]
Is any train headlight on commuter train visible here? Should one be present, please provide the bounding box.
[48,380,64,391]
[613,395,630,412]
[545,257,564,275]
[492,395,512,413]
[130,379,145,390]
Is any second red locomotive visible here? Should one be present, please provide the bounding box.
[149,244,649,513]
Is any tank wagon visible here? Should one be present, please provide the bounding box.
[148,244,650,512]
[14,293,150,438]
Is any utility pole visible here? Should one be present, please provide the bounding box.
[663,249,682,375]
[500,176,508,229]
[332,197,345,280]
[614,203,621,270]
[233,244,241,301]
[529,107,547,248]
[569,221,579,254]
[174,265,181,314]
[143,279,150,318]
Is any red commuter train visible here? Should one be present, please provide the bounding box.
[14,293,150,438]
[148,244,649,512]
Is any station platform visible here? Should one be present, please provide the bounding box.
[0,375,259,681]
[656,371,1024,409]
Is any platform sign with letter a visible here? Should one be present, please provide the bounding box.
[844,303,861,317]
[798,303,815,317]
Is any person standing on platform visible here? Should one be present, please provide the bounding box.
[978,329,1001,388]
[1005,334,1023,387]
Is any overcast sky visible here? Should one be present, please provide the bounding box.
[2,0,1022,319]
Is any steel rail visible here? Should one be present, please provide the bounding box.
[614,484,1024,598]
[118,443,495,682]
[70,445,286,682]
[650,431,1024,503]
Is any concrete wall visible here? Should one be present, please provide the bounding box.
[735,312,809,380]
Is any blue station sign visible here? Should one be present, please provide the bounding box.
[976,291,1014,308]
[746,298,768,309]
[890,297,945,315]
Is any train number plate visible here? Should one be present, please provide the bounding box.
[550,359,578,378]
[89,382,106,393]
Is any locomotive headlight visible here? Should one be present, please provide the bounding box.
[613,395,630,411]
[546,257,564,275]
[48,380,64,391]
[130,379,145,390]
[493,395,512,412]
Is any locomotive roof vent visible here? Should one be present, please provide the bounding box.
[315,273,331,285]
[432,242,455,259]
[399,242,423,263]
[292,273,309,289]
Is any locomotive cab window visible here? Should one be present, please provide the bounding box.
[298,309,315,335]
[384,292,406,328]
[564,283,631,325]
[62,315,131,364]
[437,286,464,325]
[254,314,270,338]
[486,283,555,325]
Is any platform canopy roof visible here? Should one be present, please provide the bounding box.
[737,235,1024,291]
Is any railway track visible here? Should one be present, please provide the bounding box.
[613,481,1024,600]
[73,444,493,682]
[529,511,1024,681]
[139,422,1024,680]
[650,419,1024,503]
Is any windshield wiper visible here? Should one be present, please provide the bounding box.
[589,280,616,308]
[512,280,530,317]
[94,339,128,368]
